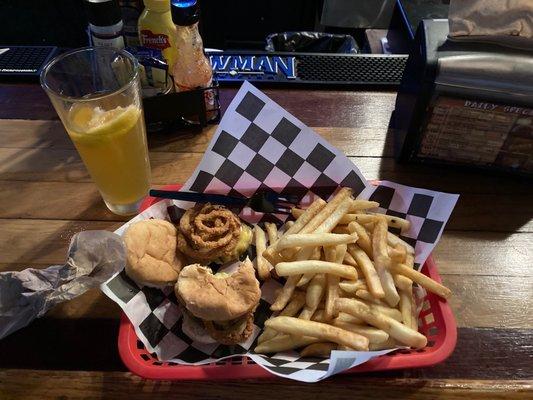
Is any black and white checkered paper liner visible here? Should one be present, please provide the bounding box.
[101,82,458,382]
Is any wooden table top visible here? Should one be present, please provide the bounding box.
[0,83,531,399]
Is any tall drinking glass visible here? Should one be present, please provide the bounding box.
[40,47,151,215]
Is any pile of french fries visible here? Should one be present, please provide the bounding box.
[252,187,452,357]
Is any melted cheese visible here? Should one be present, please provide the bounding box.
[216,224,252,264]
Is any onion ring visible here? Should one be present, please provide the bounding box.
[178,204,242,263]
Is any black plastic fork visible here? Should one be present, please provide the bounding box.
[148,189,299,214]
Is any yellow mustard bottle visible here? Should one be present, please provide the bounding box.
[138,0,178,68]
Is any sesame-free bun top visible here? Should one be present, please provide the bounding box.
[176,258,260,321]
[124,219,186,287]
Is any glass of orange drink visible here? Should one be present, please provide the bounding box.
[40,47,151,215]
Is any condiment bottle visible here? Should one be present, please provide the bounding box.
[84,0,126,49]
[138,0,178,68]
[170,0,215,120]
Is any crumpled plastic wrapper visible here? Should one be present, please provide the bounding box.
[0,230,126,340]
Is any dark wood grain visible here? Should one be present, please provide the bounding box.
[0,84,396,128]
[0,324,531,381]
[0,373,531,400]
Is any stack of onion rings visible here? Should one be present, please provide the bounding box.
[177,204,242,263]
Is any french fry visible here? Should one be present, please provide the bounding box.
[348,221,372,257]
[265,222,278,245]
[405,253,415,268]
[368,213,411,231]
[363,224,375,235]
[286,193,352,263]
[276,233,357,251]
[323,245,337,263]
[255,334,320,354]
[372,217,400,307]
[310,197,353,235]
[337,345,355,351]
[323,246,338,317]
[369,337,397,351]
[393,274,413,291]
[290,208,304,219]
[348,244,384,298]
[284,220,295,230]
[298,188,352,234]
[264,198,326,264]
[334,244,347,265]
[388,263,452,299]
[338,279,367,294]
[333,312,364,325]
[387,232,415,254]
[388,243,407,263]
[258,291,306,344]
[306,273,326,310]
[297,274,314,287]
[332,321,389,344]
[281,290,307,316]
[284,198,327,235]
[343,251,358,267]
[334,298,427,348]
[254,225,270,281]
[296,247,322,286]
[350,214,375,225]
[311,309,328,323]
[292,209,412,228]
[299,306,315,320]
[270,275,301,311]
[278,191,351,265]
[398,290,413,328]
[276,260,358,280]
[355,289,387,305]
[332,225,351,234]
[265,316,369,351]
[345,213,410,231]
[324,244,347,320]
[300,342,337,357]
[373,255,399,307]
[410,296,419,331]
[350,200,379,211]
[366,302,403,322]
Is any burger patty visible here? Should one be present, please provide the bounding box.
[204,312,255,345]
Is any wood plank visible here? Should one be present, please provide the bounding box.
[0,326,531,380]
[0,369,530,399]
[0,119,392,157]
[1,181,531,232]
[0,219,122,265]
[0,84,397,127]
[432,232,532,277]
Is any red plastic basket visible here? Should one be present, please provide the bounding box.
[118,184,457,380]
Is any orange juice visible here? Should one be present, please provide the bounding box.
[67,104,151,207]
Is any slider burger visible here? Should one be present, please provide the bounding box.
[177,204,252,264]
[123,219,186,287]
[175,258,261,344]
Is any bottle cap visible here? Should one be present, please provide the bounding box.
[143,0,170,13]
[171,0,200,26]
[84,0,122,27]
